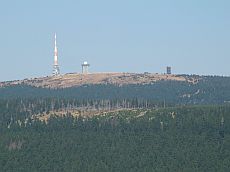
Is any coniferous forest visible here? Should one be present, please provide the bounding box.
[0,76,230,171]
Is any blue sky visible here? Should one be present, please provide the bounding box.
[0,0,230,81]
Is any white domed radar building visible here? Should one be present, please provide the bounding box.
[81,61,90,74]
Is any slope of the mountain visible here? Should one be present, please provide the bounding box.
[0,73,230,105]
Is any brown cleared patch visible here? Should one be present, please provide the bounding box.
[0,73,200,89]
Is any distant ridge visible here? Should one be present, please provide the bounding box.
[0,72,199,89]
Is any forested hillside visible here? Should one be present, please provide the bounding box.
[0,105,229,171]
[1,75,230,105]
[0,75,230,171]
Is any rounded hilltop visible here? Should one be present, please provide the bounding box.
[0,72,199,89]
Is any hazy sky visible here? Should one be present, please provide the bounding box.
[0,0,230,81]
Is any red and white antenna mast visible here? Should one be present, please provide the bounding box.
[53,33,60,75]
